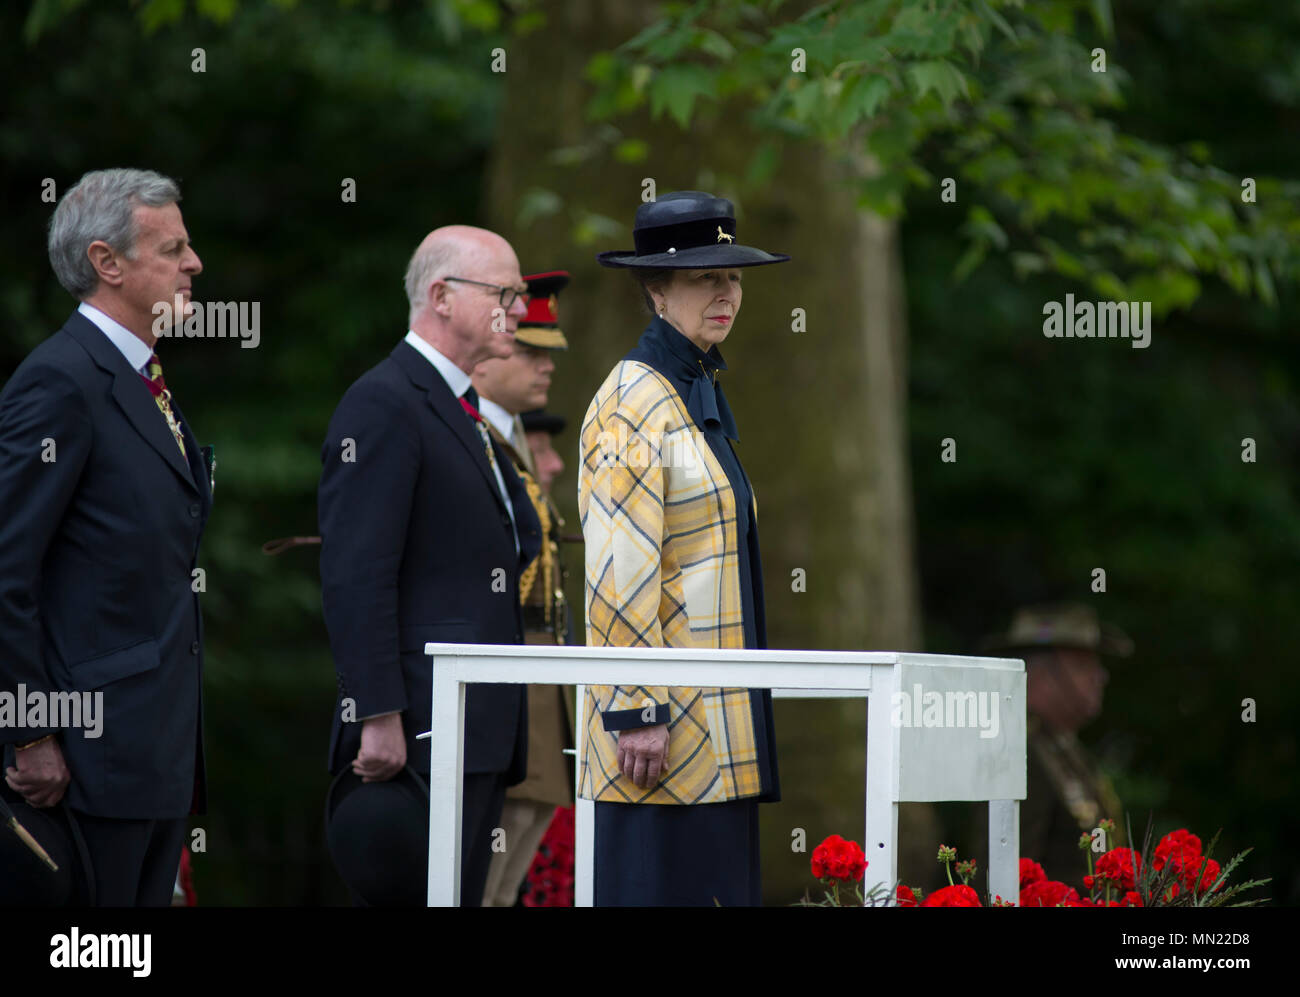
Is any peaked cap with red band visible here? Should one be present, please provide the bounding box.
[516,270,569,350]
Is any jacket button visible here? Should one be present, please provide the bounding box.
[190,641,200,654]
[189,503,201,518]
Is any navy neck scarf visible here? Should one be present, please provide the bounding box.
[624,315,739,441]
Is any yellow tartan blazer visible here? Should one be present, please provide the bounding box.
[577,358,764,805]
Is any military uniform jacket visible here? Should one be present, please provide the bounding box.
[1021,717,1124,876]
[485,419,575,806]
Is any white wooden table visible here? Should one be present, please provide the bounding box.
[422,644,1025,906]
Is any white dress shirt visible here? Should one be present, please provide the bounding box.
[403,330,517,552]
[78,302,153,375]
[477,396,517,449]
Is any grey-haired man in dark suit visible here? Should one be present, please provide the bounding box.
[0,168,211,906]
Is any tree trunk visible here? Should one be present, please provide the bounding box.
[485,0,928,900]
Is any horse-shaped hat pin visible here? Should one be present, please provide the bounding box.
[716,226,734,243]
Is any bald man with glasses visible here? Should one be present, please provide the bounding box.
[318,226,541,906]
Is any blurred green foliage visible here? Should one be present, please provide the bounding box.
[586,0,1300,312]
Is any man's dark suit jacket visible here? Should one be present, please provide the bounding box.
[0,311,210,819]
[318,339,542,783]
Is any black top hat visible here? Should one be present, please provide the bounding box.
[0,786,95,906]
[324,766,430,907]
[520,408,566,436]
[596,191,791,270]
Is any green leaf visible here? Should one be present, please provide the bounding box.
[1220,258,1250,296]
[695,28,736,60]
[514,10,547,36]
[1091,271,1130,301]
[866,116,916,163]
[613,138,650,163]
[787,75,824,122]
[834,74,893,132]
[1089,0,1115,39]
[585,52,617,84]
[453,0,501,33]
[1130,269,1201,315]
[644,24,697,62]
[976,0,1019,45]
[856,170,907,218]
[1254,259,1277,306]
[1040,238,1086,278]
[966,205,1008,250]
[906,59,969,108]
[961,17,987,61]
[649,64,716,128]
[954,243,988,282]
[1009,251,1047,279]
[889,2,958,57]
[572,210,625,247]
[430,0,462,43]
[516,188,562,229]
[196,0,238,24]
[620,17,672,54]
[547,144,594,167]
[631,63,654,95]
[138,0,186,34]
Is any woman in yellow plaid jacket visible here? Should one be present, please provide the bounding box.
[579,191,790,905]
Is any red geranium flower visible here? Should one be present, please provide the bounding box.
[1154,829,1201,872]
[1019,880,1081,907]
[521,805,575,906]
[1093,847,1142,892]
[1019,858,1047,889]
[811,834,868,882]
[921,884,982,907]
[1183,855,1222,894]
[896,884,918,907]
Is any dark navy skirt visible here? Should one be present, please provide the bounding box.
[594,798,761,906]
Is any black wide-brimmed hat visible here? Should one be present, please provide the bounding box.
[0,786,95,906]
[596,190,790,270]
[324,766,430,907]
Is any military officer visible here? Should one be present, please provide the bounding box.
[474,271,576,906]
[982,603,1130,881]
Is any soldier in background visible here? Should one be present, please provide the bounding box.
[474,271,576,906]
[981,603,1130,882]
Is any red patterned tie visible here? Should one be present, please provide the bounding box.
[140,354,188,459]
[460,389,501,477]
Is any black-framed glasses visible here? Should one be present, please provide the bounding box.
[443,276,528,310]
